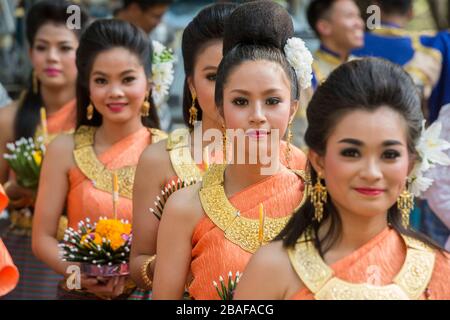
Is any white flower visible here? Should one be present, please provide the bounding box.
[150,41,175,106]
[409,120,450,197]
[152,40,165,56]
[284,37,313,90]
[416,120,450,171]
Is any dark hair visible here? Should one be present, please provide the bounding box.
[215,0,299,112]
[307,0,336,37]
[122,0,173,11]
[14,0,89,140]
[75,19,160,129]
[276,58,445,253]
[376,0,412,16]
[181,3,238,129]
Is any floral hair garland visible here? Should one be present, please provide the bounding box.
[151,40,175,106]
[284,37,314,90]
[410,120,450,197]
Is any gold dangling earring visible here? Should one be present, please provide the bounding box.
[141,93,150,117]
[87,102,94,120]
[310,172,327,222]
[189,92,198,126]
[285,120,293,169]
[397,180,414,228]
[32,70,38,94]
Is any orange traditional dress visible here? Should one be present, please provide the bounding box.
[3,99,76,300]
[288,227,450,300]
[189,163,307,300]
[60,125,166,299]
[0,184,19,297]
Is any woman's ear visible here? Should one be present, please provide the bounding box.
[407,153,417,176]
[308,149,326,177]
[187,76,196,97]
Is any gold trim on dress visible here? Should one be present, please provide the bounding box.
[167,128,203,182]
[199,164,307,254]
[287,229,436,300]
[73,126,166,199]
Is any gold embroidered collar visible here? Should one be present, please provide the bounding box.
[167,128,203,182]
[288,229,436,300]
[199,164,307,253]
[73,126,166,199]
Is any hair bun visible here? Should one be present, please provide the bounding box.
[223,0,294,55]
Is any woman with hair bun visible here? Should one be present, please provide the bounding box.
[32,19,166,300]
[234,58,450,300]
[152,0,311,300]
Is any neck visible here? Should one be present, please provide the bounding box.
[224,160,281,198]
[40,85,75,114]
[96,117,144,146]
[320,40,350,62]
[381,15,409,29]
[324,205,389,253]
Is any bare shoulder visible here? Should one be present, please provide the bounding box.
[0,102,18,139]
[161,182,204,229]
[252,240,291,273]
[138,139,172,174]
[45,133,76,169]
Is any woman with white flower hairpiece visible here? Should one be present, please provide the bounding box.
[32,20,169,300]
[235,58,450,300]
[152,0,310,300]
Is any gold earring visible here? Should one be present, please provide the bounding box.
[285,121,293,169]
[310,172,327,222]
[189,92,198,126]
[87,102,94,120]
[397,181,414,228]
[141,94,150,117]
[32,70,38,94]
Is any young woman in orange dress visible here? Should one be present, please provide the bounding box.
[0,0,89,300]
[152,1,312,300]
[130,3,306,296]
[234,58,450,300]
[32,19,165,300]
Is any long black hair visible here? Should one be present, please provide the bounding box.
[14,0,89,140]
[181,3,238,129]
[276,58,445,254]
[75,19,160,129]
[215,0,300,113]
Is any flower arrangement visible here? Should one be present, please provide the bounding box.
[213,271,241,300]
[3,136,45,190]
[151,40,175,106]
[409,120,450,197]
[59,217,132,276]
[284,37,314,90]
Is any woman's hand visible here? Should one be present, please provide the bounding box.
[80,275,129,300]
[4,180,36,208]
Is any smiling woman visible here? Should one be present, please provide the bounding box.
[31,19,167,300]
[234,58,450,300]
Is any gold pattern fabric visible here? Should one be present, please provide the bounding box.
[167,128,203,182]
[288,230,436,300]
[199,164,307,253]
[73,126,166,199]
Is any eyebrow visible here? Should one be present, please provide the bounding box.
[202,66,217,72]
[35,39,72,45]
[338,138,403,147]
[91,69,137,77]
[229,88,283,95]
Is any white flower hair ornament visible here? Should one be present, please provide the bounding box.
[151,40,175,106]
[409,120,450,197]
[284,37,314,90]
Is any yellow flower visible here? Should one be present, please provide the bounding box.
[32,150,43,166]
[109,232,125,250]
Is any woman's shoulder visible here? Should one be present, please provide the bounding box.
[0,102,18,138]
